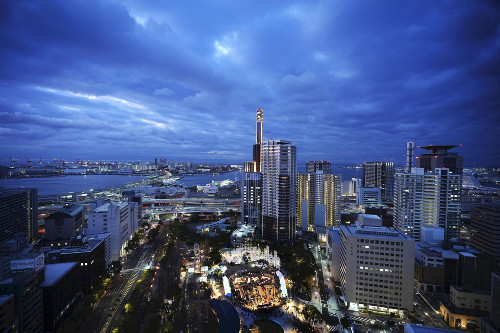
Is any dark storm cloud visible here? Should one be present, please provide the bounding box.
[0,0,499,166]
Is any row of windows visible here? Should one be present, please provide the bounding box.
[358,239,403,246]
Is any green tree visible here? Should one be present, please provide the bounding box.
[301,305,324,326]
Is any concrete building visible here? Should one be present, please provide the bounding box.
[87,201,139,261]
[471,204,500,262]
[355,180,382,207]
[41,262,82,332]
[0,265,44,333]
[416,145,463,176]
[339,225,415,314]
[394,168,461,241]
[0,188,38,243]
[87,233,112,268]
[297,171,341,231]
[47,237,106,293]
[326,227,341,281]
[261,140,297,243]
[44,203,84,241]
[363,161,394,198]
[417,245,460,293]
[306,160,331,174]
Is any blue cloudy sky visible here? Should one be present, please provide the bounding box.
[1,1,499,166]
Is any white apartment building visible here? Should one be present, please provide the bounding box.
[339,225,415,314]
[87,201,139,262]
[394,168,461,241]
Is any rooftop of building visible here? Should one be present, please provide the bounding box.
[41,262,78,287]
[341,225,412,240]
[231,224,255,238]
[451,285,490,295]
[93,201,129,212]
[0,187,37,198]
[48,203,83,218]
[56,238,103,254]
[326,227,341,243]
[418,145,459,153]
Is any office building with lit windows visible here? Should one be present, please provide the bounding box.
[394,168,461,241]
[339,225,415,314]
[297,171,341,231]
[261,140,297,243]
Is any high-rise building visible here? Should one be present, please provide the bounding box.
[242,172,262,226]
[363,161,394,198]
[306,160,331,174]
[406,141,415,173]
[242,109,264,226]
[471,204,500,262]
[252,108,264,173]
[261,140,297,242]
[297,171,341,231]
[394,168,461,241]
[0,188,38,243]
[339,225,415,314]
[416,145,463,176]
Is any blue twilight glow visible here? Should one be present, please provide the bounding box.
[0,1,499,165]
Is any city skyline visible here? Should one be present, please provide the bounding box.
[1,1,499,166]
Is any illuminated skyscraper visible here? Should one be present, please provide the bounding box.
[252,108,264,173]
[297,171,341,231]
[261,140,297,242]
[242,109,264,226]
[394,168,461,241]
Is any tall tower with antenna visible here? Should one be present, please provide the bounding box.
[405,141,415,173]
[252,108,264,172]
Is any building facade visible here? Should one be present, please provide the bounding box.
[363,161,394,198]
[297,171,341,231]
[416,145,463,176]
[44,203,84,241]
[261,140,297,243]
[339,225,415,314]
[471,204,500,262]
[394,168,461,241]
[0,188,38,243]
[87,201,139,261]
[306,160,331,174]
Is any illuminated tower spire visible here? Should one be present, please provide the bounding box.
[256,108,263,145]
[253,108,264,172]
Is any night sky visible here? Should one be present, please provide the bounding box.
[1,1,499,166]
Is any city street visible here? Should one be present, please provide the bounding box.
[78,224,169,333]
